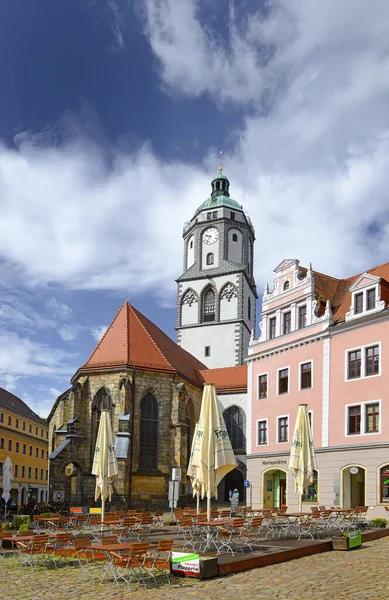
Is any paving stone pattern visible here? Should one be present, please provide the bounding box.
[2,537,389,600]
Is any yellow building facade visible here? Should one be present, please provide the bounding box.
[0,388,48,505]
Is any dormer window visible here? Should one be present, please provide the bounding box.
[367,288,376,310]
[354,293,363,314]
[283,280,290,291]
[346,273,385,322]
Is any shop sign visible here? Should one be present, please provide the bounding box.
[348,530,362,548]
[262,460,287,466]
[171,552,200,577]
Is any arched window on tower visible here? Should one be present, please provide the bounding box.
[232,233,238,242]
[223,406,245,452]
[216,181,221,190]
[206,253,214,265]
[203,288,216,322]
[139,393,158,470]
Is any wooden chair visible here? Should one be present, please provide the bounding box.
[144,539,173,586]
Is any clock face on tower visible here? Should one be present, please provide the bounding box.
[203,227,219,245]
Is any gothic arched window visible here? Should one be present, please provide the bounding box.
[139,393,158,470]
[223,406,245,451]
[203,288,216,322]
[91,388,113,456]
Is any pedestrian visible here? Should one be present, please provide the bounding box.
[230,488,239,517]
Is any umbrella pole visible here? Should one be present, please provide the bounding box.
[207,493,211,521]
[101,496,105,529]
[298,492,302,513]
[196,492,200,515]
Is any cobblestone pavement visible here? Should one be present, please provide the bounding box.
[2,537,388,600]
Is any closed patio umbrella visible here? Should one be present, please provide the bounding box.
[289,404,317,512]
[2,456,13,505]
[191,383,236,520]
[187,422,203,514]
[92,409,119,523]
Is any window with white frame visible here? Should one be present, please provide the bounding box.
[277,416,289,443]
[300,361,312,389]
[346,277,384,321]
[258,373,268,399]
[283,311,291,334]
[367,288,376,310]
[346,343,381,380]
[298,305,307,329]
[269,316,276,339]
[346,401,380,435]
[278,368,289,395]
[354,292,363,314]
[257,420,268,445]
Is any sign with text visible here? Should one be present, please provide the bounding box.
[347,530,362,548]
[171,552,200,577]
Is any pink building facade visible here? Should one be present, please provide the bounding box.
[247,259,389,516]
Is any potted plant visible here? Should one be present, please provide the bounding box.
[370,518,387,528]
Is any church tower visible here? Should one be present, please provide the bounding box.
[176,168,257,368]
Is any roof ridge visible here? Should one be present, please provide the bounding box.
[198,365,246,372]
[129,305,175,371]
[82,302,127,367]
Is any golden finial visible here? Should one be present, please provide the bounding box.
[219,150,223,172]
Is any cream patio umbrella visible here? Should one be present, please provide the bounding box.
[92,409,119,523]
[191,383,236,520]
[1,457,13,508]
[289,404,317,512]
[187,422,204,514]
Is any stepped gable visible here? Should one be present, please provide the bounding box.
[198,365,247,392]
[0,387,46,424]
[313,261,389,321]
[75,302,207,387]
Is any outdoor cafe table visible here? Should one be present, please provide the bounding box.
[268,513,312,538]
[193,519,236,553]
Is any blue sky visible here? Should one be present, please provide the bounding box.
[1,0,389,416]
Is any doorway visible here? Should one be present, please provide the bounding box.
[263,469,287,508]
[342,466,365,508]
[224,469,244,502]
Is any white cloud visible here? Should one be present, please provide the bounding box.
[91,325,108,342]
[1,1,389,306]
[141,0,389,287]
[58,325,82,342]
[45,298,73,320]
[0,332,77,379]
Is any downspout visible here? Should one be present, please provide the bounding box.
[128,367,136,506]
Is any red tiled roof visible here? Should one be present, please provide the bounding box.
[198,365,247,392]
[313,261,389,321]
[74,302,207,387]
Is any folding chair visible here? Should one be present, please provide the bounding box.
[17,535,51,568]
[144,539,173,586]
[216,518,253,555]
[110,543,150,589]
[0,531,12,558]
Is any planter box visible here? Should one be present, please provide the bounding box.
[332,530,362,551]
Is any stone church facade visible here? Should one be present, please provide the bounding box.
[47,170,254,509]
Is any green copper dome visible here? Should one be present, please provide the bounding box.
[193,171,243,217]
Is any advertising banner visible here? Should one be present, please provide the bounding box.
[171,552,200,577]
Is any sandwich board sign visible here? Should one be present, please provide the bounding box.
[171,552,200,577]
